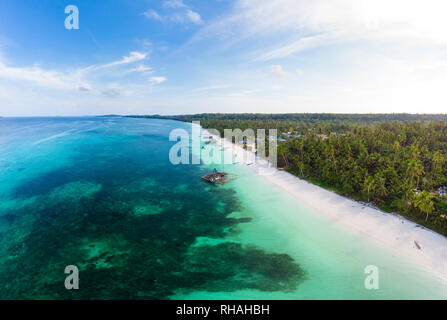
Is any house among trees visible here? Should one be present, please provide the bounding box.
[436,186,447,197]
[281,132,307,140]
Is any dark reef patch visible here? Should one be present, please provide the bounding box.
[179,242,305,294]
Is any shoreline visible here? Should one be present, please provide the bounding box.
[202,129,447,283]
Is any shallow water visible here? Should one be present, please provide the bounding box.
[0,117,446,299]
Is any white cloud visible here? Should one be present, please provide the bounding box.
[149,76,167,85]
[83,51,147,72]
[0,51,157,96]
[168,9,202,24]
[163,0,187,9]
[172,0,447,114]
[269,65,289,78]
[192,84,232,92]
[142,9,162,21]
[0,60,87,90]
[258,34,338,61]
[227,89,261,97]
[125,65,153,74]
[241,0,447,41]
[185,9,202,24]
[144,1,202,25]
[190,0,447,60]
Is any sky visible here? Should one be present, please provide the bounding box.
[1,0,447,116]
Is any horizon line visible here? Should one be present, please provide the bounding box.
[3,112,447,118]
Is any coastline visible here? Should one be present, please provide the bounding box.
[202,128,447,283]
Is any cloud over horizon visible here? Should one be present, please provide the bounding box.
[143,0,202,25]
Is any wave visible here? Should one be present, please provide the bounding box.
[32,129,78,145]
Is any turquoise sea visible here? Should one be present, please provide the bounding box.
[0,116,446,299]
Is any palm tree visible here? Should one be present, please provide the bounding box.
[431,151,444,185]
[363,176,375,202]
[278,143,290,168]
[392,141,400,168]
[296,161,305,177]
[407,160,425,189]
[401,179,415,209]
[413,191,435,222]
[374,173,387,200]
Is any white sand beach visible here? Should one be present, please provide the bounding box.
[205,130,447,283]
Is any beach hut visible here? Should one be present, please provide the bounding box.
[436,186,447,197]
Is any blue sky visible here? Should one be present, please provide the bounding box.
[1,0,447,116]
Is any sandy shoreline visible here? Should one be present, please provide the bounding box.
[203,129,447,283]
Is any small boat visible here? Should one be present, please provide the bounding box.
[202,172,228,184]
[414,240,422,250]
[201,169,237,185]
